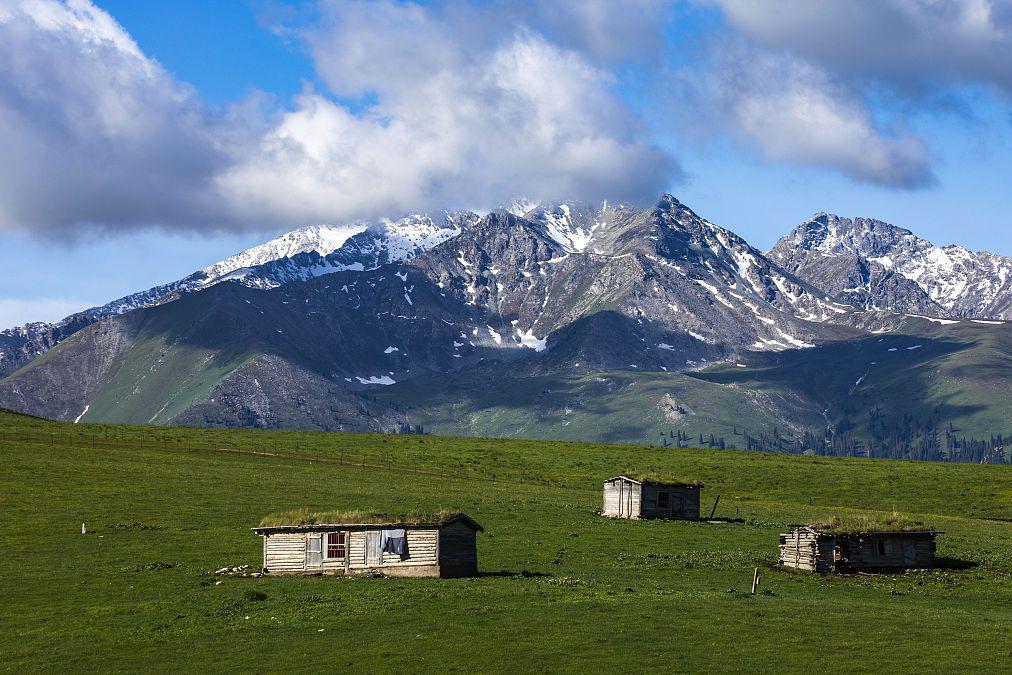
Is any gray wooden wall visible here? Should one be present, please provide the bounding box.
[602,479,641,518]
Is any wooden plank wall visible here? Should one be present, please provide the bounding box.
[847,534,935,569]
[603,481,621,516]
[640,485,700,520]
[346,528,439,570]
[264,533,306,573]
[778,530,825,572]
[602,480,641,518]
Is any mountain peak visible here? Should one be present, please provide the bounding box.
[772,211,1012,318]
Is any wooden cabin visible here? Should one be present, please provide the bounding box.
[779,525,938,573]
[602,475,702,520]
[253,512,483,578]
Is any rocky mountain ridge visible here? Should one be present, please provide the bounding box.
[769,212,1012,319]
[0,212,478,376]
[2,195,1011,455]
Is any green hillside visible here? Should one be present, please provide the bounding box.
[697,320,1012,456]
[378,366,823,445]
[374,318,1012,458]
[1,410,1010,672]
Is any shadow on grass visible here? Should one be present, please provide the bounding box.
[933,556,978,571]
[476,570,552,578]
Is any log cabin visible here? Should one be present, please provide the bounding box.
[253,511,483,578]
[602,475,702,520]
[779,524,938,573]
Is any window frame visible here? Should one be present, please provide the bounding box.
[656,491,671,509]
[325,531,347,560]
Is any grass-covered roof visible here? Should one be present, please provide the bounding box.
[809,515,935,535]
[257,508,473,528]
[614,473,703,487]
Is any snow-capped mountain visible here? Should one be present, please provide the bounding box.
[5,194,1012,453]
[0,211,478,376]
[199,224,369,282]
[0,194,866,423]
[770,213,1012,319]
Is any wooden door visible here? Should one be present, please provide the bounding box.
[366,531,383,566]
[306,533,322,569]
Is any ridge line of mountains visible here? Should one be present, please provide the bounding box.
[3,195,1011,462]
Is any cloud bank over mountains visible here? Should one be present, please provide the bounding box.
[0,0,677,236]
[0,0,1009,237]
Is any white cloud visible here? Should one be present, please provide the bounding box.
[0,0,234,236]
[714,0,1012,95]
[0,0,679,236]
[219,1,678,224]
[702,50,935,188]
[506,0,676,63]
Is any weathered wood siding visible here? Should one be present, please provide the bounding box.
[844,534,935,570]
[264,533,307,573]
[602,479,642,518]
[779,529,834,572]
[259,519,481,577]
[640,485,700,520]
[346,528,439,573]
[348,530,368,567]
[780,529,936,572]
[438,521,479,578]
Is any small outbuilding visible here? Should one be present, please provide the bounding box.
[779,517,938,573]
[253,511,483,578]
[602,474,702,520]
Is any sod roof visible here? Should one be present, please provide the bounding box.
[807,515,935,535]
[609,473,703,487]
[255,509,482,531]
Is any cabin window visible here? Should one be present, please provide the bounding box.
[326,532,347,559]
[656,491,671,508]
[874,540,892,556]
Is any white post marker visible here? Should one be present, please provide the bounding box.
[82,522,87,534]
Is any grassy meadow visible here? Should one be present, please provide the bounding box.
[1,409,1011,672]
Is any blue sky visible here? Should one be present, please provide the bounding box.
[1,0,1011,327]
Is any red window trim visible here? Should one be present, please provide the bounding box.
[326,531,347,559]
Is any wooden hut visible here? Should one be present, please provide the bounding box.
[779,521,938,573]
[253,512,483,578]
[602,475,702,520]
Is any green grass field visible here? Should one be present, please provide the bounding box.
[2,409,1011,672]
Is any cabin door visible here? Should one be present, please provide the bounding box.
[366,531,383,566]
[306,533,323,569]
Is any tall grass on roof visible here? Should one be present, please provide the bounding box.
[622,473,703,487]
[258,508,462,527]
[810,514,934,534]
